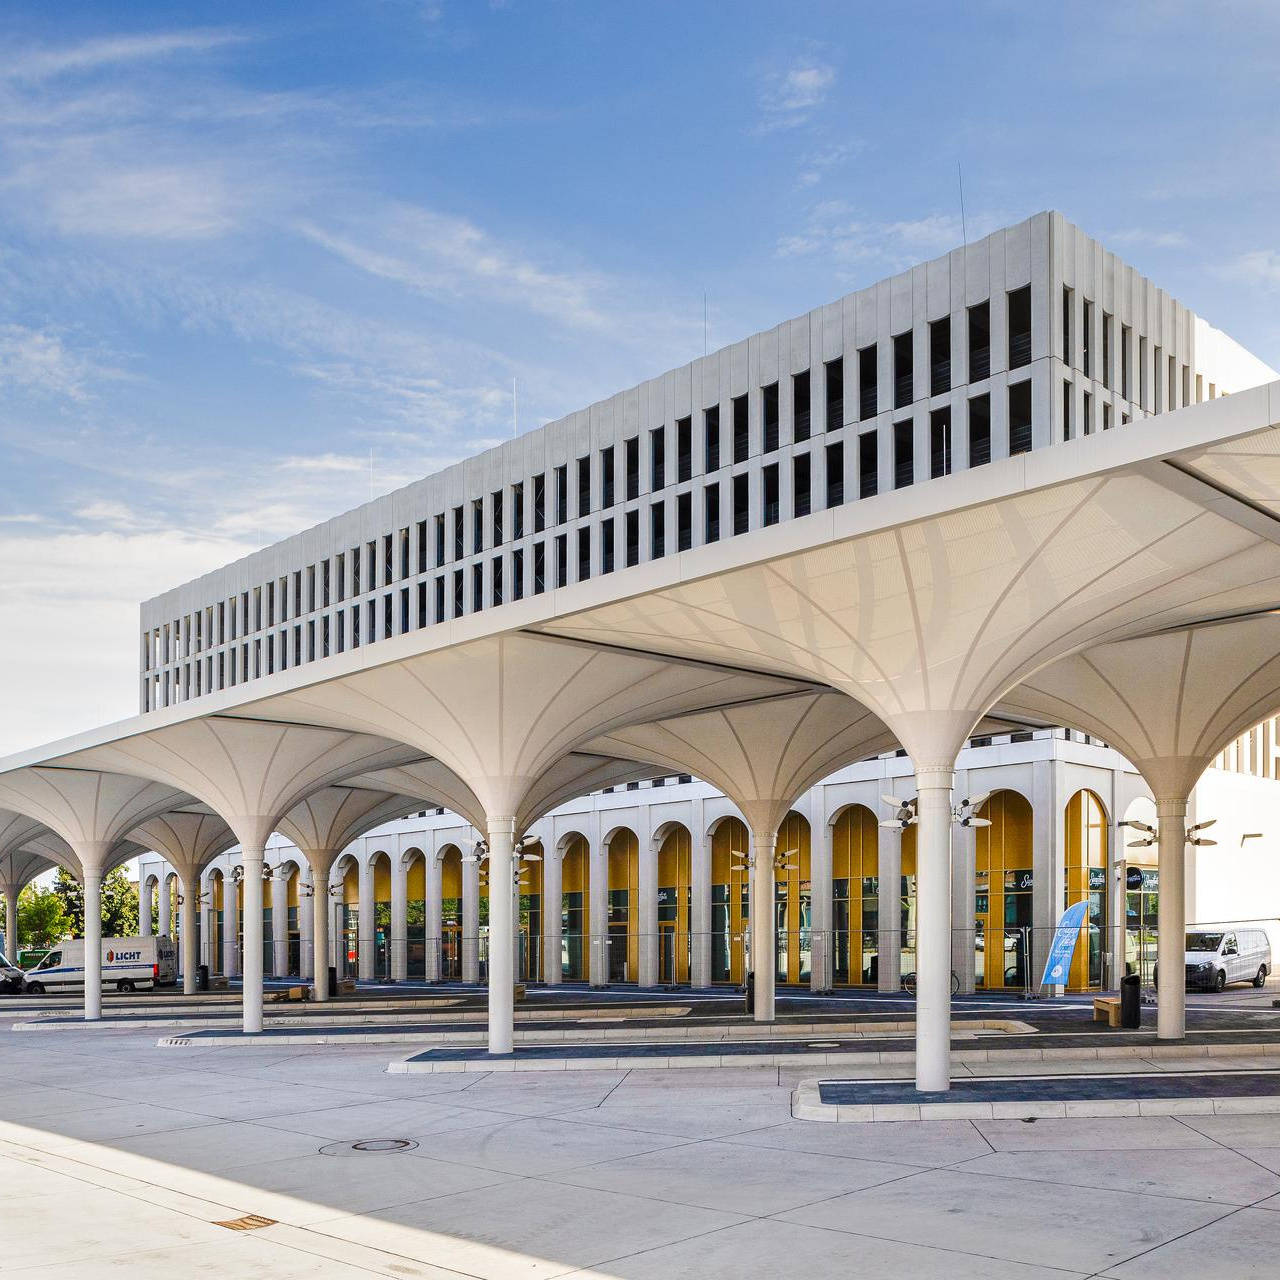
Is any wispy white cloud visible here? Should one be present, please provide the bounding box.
[1106,227,1192,250]
[778,204,1004,278]
[758,57,836,131]
[1228,249,1280,288]
[298,205,610,331]
[797,141,859,187]
[0,323,120,401]
[0,30,246,83]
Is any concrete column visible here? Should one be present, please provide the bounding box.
[751,830,777,1023]
[139,878,152,938]
[487,816,516,1055]
[690,818,711,988]
[158,873,172,939]
[462,850,480,983]
[589,832,608,987]
[180,873,199,996]
[241,848,265,1034]
[810,807,833,992]
[82,866,103,1021]
[390,852,408,982]
[1156,796,1188,1041]
[915,766,954,1092]
[271,870,289,978]
[223,875,240,979]
[542,844,563,985]
[952,822,977,995]
[424,852,442,982]
[638,828,658,988]
[3,885,18,958]
[357,856,374,981]
[312,882,331,1001]
[1032,760,1063,995]
[877,824,902,994]
[298,874,314,979]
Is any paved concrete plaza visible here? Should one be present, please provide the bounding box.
[5,1017,1280,1277]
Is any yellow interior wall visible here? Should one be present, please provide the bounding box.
[657,825,692,983]
[607,828,640,978]
[711,817,749,983]
[440,847,462,900]
[774,811,812,984]
[371,856,391,904]
[406,854,426,898]
[561,834,590,980]
[342,864,358,906]
[974,790,1034,988]
[832,805,878,985]
[1066,789,1108,990]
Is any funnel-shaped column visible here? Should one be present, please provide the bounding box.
[487,816,517,1055]
[914,767,954,1092]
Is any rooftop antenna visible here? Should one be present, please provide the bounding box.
[703,292,708,356]
[957,161,968,246]
[369,448,374,502]
[513,377,518,438]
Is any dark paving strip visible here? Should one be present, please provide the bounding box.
[819,1069,1280,1105]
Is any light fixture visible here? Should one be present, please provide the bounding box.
[1187,818,1217,847]
[953,793,992,828]
[880,794,918,829]
[1241,832,1263,846]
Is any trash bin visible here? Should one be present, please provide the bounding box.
[328,965,338,994]
[1120,972,1141,1029]
[196,964,209,992]
[744,969,754,1016]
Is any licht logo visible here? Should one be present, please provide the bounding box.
[106,950,114,963]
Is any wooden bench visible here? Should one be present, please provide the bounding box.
[1093,996,1122,1027]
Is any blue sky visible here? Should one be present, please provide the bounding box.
[0,0,1278,750]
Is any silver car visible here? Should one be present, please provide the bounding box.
[1183,928,1271,992]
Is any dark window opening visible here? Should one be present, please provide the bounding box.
[1102,313,1112,390]
[893,331,913,409]
[929,408,951,478]
[555,464,568,524]
[533,472,546,532]
[792,370,810,442]
[968,394,991,467]
[434,576,445,623]
[533,541,546,594]
[470,565,482,613]
[601,519,615,572]
[650,501,665,557]
[793,452,811,517]
[577,527,590,580]
[453,507,464,561]
[512,549,524,599]
[762,382,779,452]
[472,500,483,555]
[1063,379,1072,441]
[625,509,640,566]
[453,569,464,617]
[600,446,614,508]
[1062,287,1072,366]
[676,417,692,482]
[732,472,749,535]
[826,442,844,507]
[1082,299,1093,378]
[577,455,591,517]
[704,406,720,472]
[1007,285,1031,370]
[893,419,914,489]
[825,357,844,430]
[930,316,951,396]
[762,462,779,525]
[704,483,720,543]
[858,431,878,499]
[512,482,524,539]
[858,344,878,420]
[554,533,567,588]
[677,492,692,550]
[1008,380,1033,455]
[624,437,640,500]
[491,557,503,606]
[491,491,503,547]
[968,301,990,382]
[732,394,749,463]
[650,427,665,490]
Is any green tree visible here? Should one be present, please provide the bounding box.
[52,867,140,938]
[17,885,69,950]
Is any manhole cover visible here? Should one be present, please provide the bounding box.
[319,1138,419,1156]
[214,1213,276,1231]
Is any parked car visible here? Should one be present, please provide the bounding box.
[0,950,23,993]
[1155,928,1272,992]
[21,935,176,994]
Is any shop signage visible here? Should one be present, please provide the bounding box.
[1039,900,1090,987]
[1126,867,1159,892]
[1088,867,1107,892]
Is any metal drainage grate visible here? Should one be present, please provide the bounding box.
[214,1214,277,1232]
[319,1138,419,1157]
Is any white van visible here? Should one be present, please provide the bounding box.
[1182,928,1271,992]
[22,936,177,994]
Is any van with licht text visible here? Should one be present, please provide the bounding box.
[21,936,177,994]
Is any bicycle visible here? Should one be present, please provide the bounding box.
[901,970,961,996]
